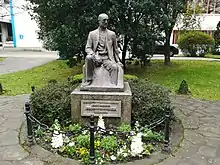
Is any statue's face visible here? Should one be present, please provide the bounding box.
[99,15,108,29]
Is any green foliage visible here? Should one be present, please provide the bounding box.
[177,80,191,95]
[76,135,90,148]
[71,74,83,84]
[142,130,164,142]
[154,0,186,65]
[213,21,220,54]
[100,136,117,152]
[178,31,215,57]
[26,0,184,66]
[123,74,138,81]
[68,124,82,132]
[118,123,131,132]
[34,126,45,138]
[30,81,77,126]
[129,79,172,127]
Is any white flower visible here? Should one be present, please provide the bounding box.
[82,130,88,135]
[130,131,135,136]
[109,131,113,135]
[130,133,144,156]
[110,155,117,161]
[97,115,105,130]
[117,148,123,156]
[63,135,70,143]
[123,153,128,157]
[51,131,63,148]
[68,142,75,147]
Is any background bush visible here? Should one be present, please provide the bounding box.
[178,31,215,57]
[129,79,172,127]
[30,82,77,126]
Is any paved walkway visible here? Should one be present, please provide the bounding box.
[157,95,220,165]
[0,51,58,75]
[152,55,220,61]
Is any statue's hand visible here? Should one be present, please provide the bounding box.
[117,62,123,68]
[95,59,102,67]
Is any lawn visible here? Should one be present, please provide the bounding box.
[0,60,81,95]
[204,54,220,59]
[1,59,220,100]
[0,58,5,62]
[128,60,220,100]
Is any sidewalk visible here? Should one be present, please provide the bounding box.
[0,49,59,59]
[0,51,58,75]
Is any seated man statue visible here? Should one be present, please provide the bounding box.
[82,13,123,88]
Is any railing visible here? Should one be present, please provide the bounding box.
[24,86,171,165]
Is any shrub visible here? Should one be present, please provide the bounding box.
[176,80,191,95]
[30,81,77,126]
[178,31,215,57]
[30,77,171,130]
[128,79,172,127]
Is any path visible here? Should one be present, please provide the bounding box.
[152,55,220,61]
[0,51,58,75]
[0,51,57,164]
[156,95,220,165]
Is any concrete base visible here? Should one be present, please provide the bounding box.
[71,82,132,126]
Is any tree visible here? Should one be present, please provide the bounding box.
[26,0,163,68]
[214,21,220,50]
[155,0,186,65]
[106,0,163,67]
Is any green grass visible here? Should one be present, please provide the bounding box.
[0,58,5,62]
[127,60,220,100]
[205,54,220,59]
[0,60,81,95]
[1,59,220,100]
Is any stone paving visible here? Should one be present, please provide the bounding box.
[156,95,220,165]
[0,52,57,75]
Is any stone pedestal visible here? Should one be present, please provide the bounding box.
[71,82,132,126]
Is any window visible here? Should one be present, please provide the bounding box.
[4,0,9,4]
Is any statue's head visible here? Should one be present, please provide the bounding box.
[98,13,108,29]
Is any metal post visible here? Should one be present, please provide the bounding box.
[164,108,171,152]
[31,86,35,92]
[25,101,33,145]
[0,83,3,95]
[89,115,95,165]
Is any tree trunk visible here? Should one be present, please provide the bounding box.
[164,30,172,65]
[122,35,129,69]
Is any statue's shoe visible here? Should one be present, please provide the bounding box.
[82,80,92,87]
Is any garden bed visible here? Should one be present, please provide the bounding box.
[19,117,183,165]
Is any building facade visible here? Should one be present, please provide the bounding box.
[0,0,42,49]
[171,0,220,46]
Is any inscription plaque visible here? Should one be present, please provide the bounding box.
[81,100,121,117]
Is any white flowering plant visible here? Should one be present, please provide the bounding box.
[34,119,164,165]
